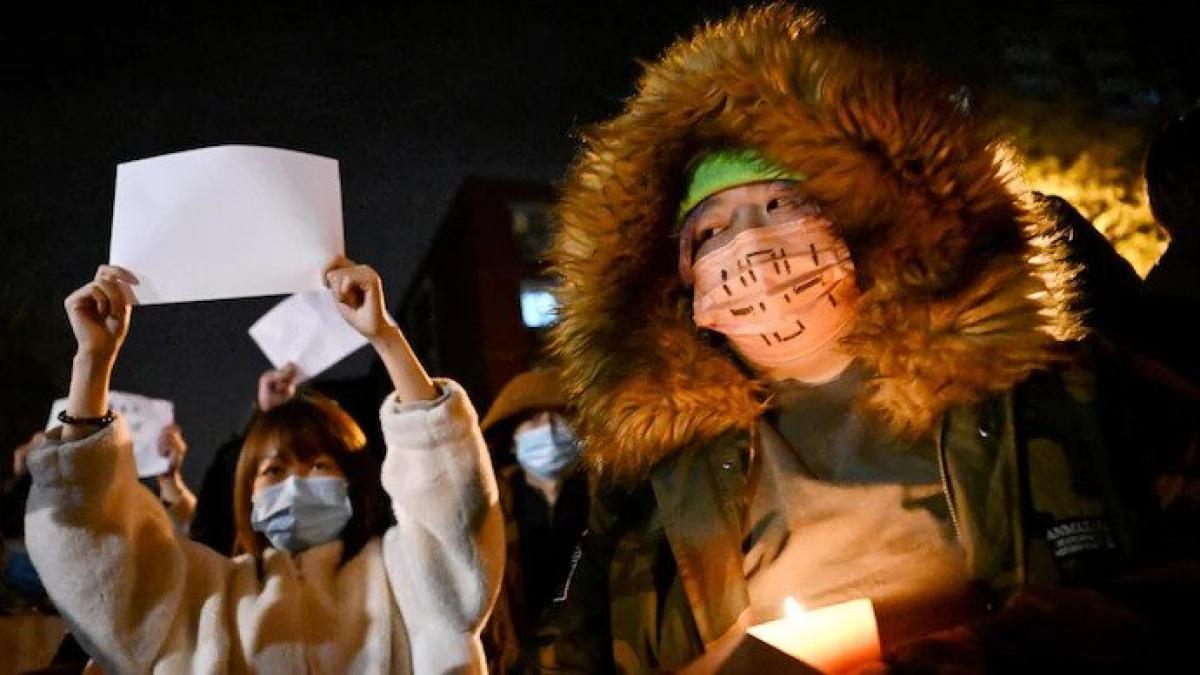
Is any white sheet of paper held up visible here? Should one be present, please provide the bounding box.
[248,290,369,382]
[109,145,344,305]
[47,392,175,478]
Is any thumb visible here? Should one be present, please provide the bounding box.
[279,362,298,381]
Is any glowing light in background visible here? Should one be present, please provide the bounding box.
[988,92,1169,277]
[520,281,560,328]
[1022,152,1166,277]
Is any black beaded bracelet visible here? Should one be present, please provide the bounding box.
[57,409,116,427]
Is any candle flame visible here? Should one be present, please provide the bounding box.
[783,597,806,622]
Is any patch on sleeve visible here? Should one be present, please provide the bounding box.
[1045,517,1117,560]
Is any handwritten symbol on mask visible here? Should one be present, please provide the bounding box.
[691,214,858,373]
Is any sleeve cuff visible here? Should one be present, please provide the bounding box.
[27,417,131,491]
[378,378,480,453]
[384,380,454,413]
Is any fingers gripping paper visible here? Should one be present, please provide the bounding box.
[248,291,369,382]
[109,145,344,305]
[47,392,174,478]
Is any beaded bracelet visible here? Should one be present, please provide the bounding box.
[57,409,116,427]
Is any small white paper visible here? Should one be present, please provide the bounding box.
[48,392,175,478]
[248,290,369,382]
[109,145,344,305]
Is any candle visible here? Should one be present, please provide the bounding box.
[746,598,881,673]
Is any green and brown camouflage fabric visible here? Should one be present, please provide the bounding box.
[525,354,1150,673]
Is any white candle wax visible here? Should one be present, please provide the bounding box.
[746,598,881,673]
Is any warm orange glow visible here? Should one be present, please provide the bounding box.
[986,92,1168,278]
[748,597,881,672]
[1022,152,1166,277]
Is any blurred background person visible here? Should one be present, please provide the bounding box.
[479,367,588,674]
[155,423,196,534]
[1145,105,1200,310]
[1140,105,1200,383]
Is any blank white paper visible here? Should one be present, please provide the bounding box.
[109,145,344,305]
[248,290,369,382]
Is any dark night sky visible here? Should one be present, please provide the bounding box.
[3,1,1197,487]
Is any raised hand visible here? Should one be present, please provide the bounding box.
[257,363,299,412]
[323,256,395,340]
[322,255,436,402]
[64,265,138,360]
[157,423,189,476]
[62,266,140,435]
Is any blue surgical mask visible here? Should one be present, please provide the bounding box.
[515,417,579,480]
[250,475,353,553]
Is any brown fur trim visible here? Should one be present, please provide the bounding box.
[549,4,1084,484]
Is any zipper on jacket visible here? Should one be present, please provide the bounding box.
[937,419,963,544]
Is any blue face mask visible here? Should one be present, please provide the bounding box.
[250,475,353,553]
[514,416,579,480]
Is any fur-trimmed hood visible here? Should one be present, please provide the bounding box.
[549,4,1084,483]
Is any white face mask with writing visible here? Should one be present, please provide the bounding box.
[691,213,859,384]
[514,417,579,480]
[250,475,353,553]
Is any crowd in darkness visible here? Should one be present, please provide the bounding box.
[4,4,1200,674]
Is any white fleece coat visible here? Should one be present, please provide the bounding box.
[24,380,504,674]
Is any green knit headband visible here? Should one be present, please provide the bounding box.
[677,148,806,222]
